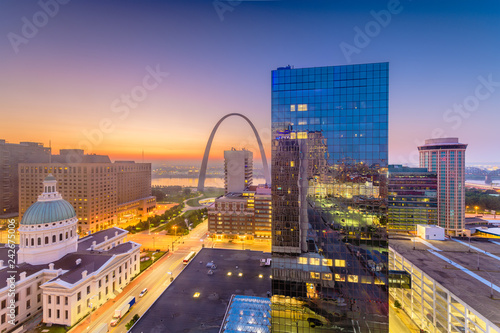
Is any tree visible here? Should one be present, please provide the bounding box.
[152,189,166,202]
[126,314,140,330]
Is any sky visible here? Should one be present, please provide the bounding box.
[0,0,499,165]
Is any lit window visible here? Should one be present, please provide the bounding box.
[323,273,332,280]
[290,161,295,167]
[298,104,308,111]
[298,257,308,265]
[322,259,333,266]
[348,275,359,283]
[310,258,320,266]
[290,105,296,111]
[310,272,320,279]
[335,259,346,267]
[334,274,345,282]
[297,132,308,139]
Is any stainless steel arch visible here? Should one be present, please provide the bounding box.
[197,113,270,192]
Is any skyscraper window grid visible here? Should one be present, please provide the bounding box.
[271,63,389,332]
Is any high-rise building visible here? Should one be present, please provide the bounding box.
[19,150,155,234]
[271,63,389,332]
[0,140,50,217]
[388,165,437,233]
[207,184,272,240]
[418,138,467,236]
[224,148,253,194]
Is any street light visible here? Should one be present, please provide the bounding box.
[475,206,479,216]
[172,226,178,251]
[483,269,495,299]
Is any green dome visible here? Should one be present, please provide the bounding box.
[21,200,76,225]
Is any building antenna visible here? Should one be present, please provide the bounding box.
[49,140,52,163]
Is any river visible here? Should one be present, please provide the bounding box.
[152,177,267,188]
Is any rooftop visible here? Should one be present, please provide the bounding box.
[77,227,127,251]
[131,248,272,333]
[0,227,135,290]
[390,237,500,327]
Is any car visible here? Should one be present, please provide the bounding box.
[139,288,148,297]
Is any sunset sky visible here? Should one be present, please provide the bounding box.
[1,0,499,164]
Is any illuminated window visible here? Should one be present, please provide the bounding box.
[298,104,308,111]
[310,272,320,279]
[335,259,346,267]
[290,161,295,167]
[290,132,297,139]
[322,259,333,266]
[298,257,308,265]
[348,275,359,283]
[335,274,345,282]
[290,105,296,111]
[322,273,332,280]
[297,132,308,139]
[310,258,320,265]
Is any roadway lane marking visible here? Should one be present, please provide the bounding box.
[428,250,500,293]
[416,238,442,251]
[453,238,500,262]
[490,240,500,247]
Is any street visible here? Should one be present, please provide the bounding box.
[70,220,209,333]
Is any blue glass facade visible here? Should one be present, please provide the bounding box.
[271,63,389,332]
[272,63,388,166]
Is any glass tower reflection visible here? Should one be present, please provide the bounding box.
[271,63,389,332]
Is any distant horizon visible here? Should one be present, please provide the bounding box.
[2,137,499,167]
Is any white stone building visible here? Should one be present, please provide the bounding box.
[0,175,140,332]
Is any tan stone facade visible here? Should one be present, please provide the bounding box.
[19,163,155,234]
[208,185,271,239]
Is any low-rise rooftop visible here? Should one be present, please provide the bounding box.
[390,237,500,327]
[131,248,272,333]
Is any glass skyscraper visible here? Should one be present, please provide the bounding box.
[271,63,389,332]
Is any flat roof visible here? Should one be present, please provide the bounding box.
[390,237,500,326]
[131,248,272,333]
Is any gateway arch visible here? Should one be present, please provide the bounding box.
[197,113,270,192]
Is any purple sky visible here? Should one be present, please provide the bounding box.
[1,0,499,164]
